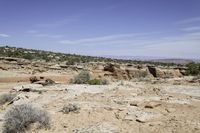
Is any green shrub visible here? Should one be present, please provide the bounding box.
[73,71,90,84]
[88,79,101,85]
[88,79,109,85]
[0,93,16,105]
[66,60,75,65]
[3,104,50,133]
[186,63,200,76]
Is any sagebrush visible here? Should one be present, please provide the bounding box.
[88,79,108,85]
[3,104,50,133]
[73,71,90,84]
[0,93,16,105]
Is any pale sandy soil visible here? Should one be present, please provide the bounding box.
[0,81,200,133]
[0,63,199,133]
[0,70,72,83]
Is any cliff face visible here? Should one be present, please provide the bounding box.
[0,57,185,83]
[93,63,183,80]
[147,66,183,78]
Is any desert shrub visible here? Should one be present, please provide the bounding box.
[88,79,101,85]
[3,104,50,133]
[0,93,16,105]
[140,71,148,77]
[186,63,200,76]
[101,79,109,85]
[60,104,80,114]
[66,60,75,65]
[22,53,34,60]
[29,76,40,83]
[88,79,109,85]
[73,71,90,84]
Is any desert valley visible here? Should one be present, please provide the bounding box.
[0,46,199,133]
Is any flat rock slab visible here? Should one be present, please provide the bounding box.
[144,101,161,109]
[165,86,200,97]
[122,106,162,123]
[166,98,191,105]
[13,84,43,91]
[72,122,120,133]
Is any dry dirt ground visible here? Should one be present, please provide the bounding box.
[0,60,199,133]
[0,77,200,133]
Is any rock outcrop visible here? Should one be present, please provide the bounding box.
[102,64,183,80]
[147,66,183,78]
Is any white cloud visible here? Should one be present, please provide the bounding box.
[181,26,200,32]
[34,33,63,39]
[0,33,10,38]
[59,32,159,45]
[186,31,200,37]
[59,31,200,58]
[36,18,77,28]
[122,33,200,58]
[176,17,200,24]
[27,30,38,34]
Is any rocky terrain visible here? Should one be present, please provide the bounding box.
[0,48,200,133]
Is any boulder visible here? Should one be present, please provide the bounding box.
[147,66,157,77]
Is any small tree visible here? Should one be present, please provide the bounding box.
[73,71,90,84]
[186,63,200,76]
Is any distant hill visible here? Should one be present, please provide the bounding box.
[149,59,195,65]
[102,55,199,65]
[0,46,188,66]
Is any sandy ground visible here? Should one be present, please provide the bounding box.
[0,80,200,133]
[0,69,72,83]
[0,61,200,133]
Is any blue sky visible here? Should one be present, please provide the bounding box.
[0,0,200,59]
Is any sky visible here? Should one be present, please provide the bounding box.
[0,0,200,59]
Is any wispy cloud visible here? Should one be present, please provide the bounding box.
[176,17,200,24]
[36,18,77,28]
[181,26,200,32]
[26,30,63,39]
[33,33,63,39]
[27,30,38,34]
[104,5,119,10]
[59,31,200,58]
[0,33,10,38]
[137,34,200,58]
[186,31,200,37]
[59,32,159,45]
